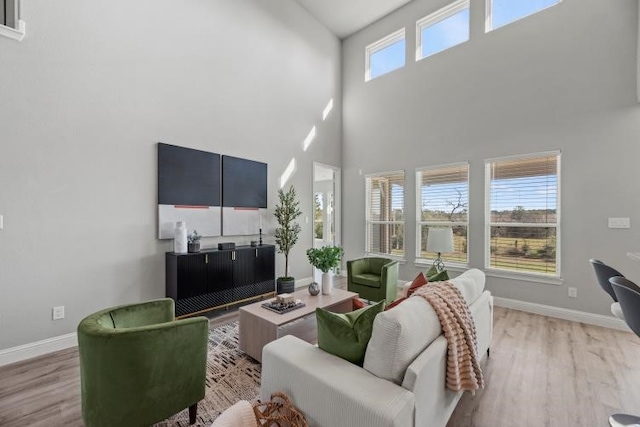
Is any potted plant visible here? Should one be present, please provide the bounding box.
[306,245,343,295]
[187,230,201,253]
[274,186,302,294]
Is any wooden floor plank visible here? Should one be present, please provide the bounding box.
[1,301,639,426]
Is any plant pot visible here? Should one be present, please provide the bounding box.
[321,272,333,295]
[188,242,201,253]
[276,277,295,294]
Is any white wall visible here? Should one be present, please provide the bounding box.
[0,0,342,350]
[342,0,640,316]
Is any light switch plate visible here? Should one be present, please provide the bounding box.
[52,306,65,320]
[608,218,631,229]
[0,214,3,230]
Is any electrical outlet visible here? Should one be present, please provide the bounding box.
[52,306,65,320]
[568,287,577,298]
[608,218,631,229]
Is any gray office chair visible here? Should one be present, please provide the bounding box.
[590,259,625,319]
[608,276,640,427]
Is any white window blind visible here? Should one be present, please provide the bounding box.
[416,162,469,264]
[366,171,405,257]
[485,151,561,277]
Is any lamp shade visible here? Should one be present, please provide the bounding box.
[427,227,454,253]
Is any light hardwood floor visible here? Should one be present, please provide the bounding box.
[1,306,638,426]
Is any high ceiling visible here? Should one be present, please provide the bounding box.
[293,0,415,39]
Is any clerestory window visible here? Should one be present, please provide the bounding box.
[365,28,406,81]
[416,0,470,61]
[486,0,561,32]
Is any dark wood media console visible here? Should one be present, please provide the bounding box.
[166,244,275,317]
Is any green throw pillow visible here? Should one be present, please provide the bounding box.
[426,265,449,282]
[316,300,385,366]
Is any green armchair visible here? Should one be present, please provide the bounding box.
[347,257,399,303]
[77,298,209,427]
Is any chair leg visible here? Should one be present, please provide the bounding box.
[189,403,198,425]
[609,413,640,426]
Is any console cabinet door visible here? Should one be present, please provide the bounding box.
[206,251,234,305]
[176,254,208,300]
[255,246,276,294]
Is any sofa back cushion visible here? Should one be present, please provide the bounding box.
[363,268,485,385]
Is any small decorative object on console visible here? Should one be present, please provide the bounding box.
[218,242,235,250]
[174,221,188,254]
[187,230,201,253]
[308,282,320,296]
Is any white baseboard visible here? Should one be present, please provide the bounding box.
[4,294,623,367]
[494,297,629,331]
[294,276,314,289]
[0,332,78,367]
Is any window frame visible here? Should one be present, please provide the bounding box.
[485,0,562,32]
[365,28,406,82]
[484,151,562,280]
[415,0,470,62]
[0,0,25,41]
[365,170,406,259]
[415,162,470,267]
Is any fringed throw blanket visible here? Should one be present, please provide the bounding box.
[412,281,484,393]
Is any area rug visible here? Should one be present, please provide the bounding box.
[154,321,261,427]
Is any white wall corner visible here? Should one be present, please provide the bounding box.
[0,20,26,41]
[494,297,630,331]
[0,332,78,367]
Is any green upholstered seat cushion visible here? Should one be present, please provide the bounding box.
[352,273,382,288]
[316,300,385,366]
[426,265,449,282]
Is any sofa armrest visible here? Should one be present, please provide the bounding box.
[261,335,414,427]
[401,336,461,427]
[381,261,399,285]
[381,261,399,302]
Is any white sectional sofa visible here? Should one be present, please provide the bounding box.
[260,268,493,427]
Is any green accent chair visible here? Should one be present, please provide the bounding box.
[347,257,399,303]
[77,298,209,427]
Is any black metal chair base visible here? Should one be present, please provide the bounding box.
[609,413,640,427]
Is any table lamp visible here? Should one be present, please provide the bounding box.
[427,227,454,273]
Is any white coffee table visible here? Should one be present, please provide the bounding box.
[239,288,357,362]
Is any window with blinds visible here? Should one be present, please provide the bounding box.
[416,163,469,265]
[365,171,405,257]
[485,151,561,277]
